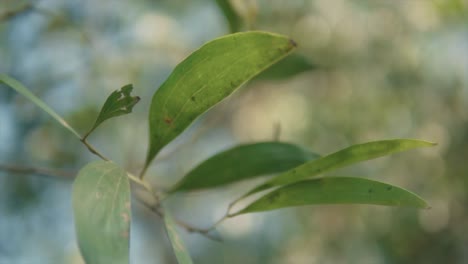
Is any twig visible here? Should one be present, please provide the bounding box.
[136,198,222,242]
[0,163,221,241]
[80,138,110,161]
[0,164,74,178]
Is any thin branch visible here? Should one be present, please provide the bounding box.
[0,164,74,178]
[0,3,34,22]
[80,138,110,161]
[136,198,223,242]
[0,163,222,241]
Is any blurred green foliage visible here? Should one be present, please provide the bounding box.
[1,0,467,263]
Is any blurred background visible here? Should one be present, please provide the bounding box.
[1,0,467,263]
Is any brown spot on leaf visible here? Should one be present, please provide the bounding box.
[267,192,281,204]
[121,231,129,238]
[191,96,196,102]
[95,192,101,199]
[164,117,173,124]
[121,212,130,223]
[125,202,130,210]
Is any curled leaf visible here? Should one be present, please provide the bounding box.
[85,84,140,138]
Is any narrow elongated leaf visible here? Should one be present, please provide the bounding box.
[255,54,317,80]
[243,139,436,197]
[232,177,428,216]
[215,0,242,32]
[73,161,131,264]
[0,74,81,139]
[164,209,194,264]
[84,84,140,138]
[171,142,319,192]
[144,31,297,171]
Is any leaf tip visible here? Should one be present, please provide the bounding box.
[289,38,298,48]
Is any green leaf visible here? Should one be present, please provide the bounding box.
[254,54,317,80]
[215,0,242,33]
[243,139,436,197]
[72,161,131,264]
[231,177,428,216]
[163,208,194,264]
[84,84,140,139]
[144,31,297,171]
[171,142,319,192]
[0,74,81,139]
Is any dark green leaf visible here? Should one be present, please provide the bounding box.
[232,177,428,216]
[215,0,242,33]
[144,32,297,171]
[164,209,194,264]
[243,139,436,197]
[72,161,131,264]
[85,84,140,138]
[171,142,319,192]
[0,74,81,139]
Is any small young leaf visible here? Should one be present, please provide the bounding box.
[143,31,297,172]
[171,142,319,192]
[164,209,194,264]
[243,139,436,197]
[231,177,428,216]
[72,161,131,264]
[215,0,242,32]
[0,74,81,139]
[84,84,140,138]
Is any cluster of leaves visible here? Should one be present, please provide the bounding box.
[0,31,434,264]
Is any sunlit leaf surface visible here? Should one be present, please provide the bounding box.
[145,31,297,170]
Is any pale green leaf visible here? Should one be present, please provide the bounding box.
[171,142,319,192]
[85,84,140,138]
[144,31,297,171]
[0,74,81,139]
[231,177,428,216]
[243,139,436,197]
[72,161,131,264]
[164,209,194,264]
